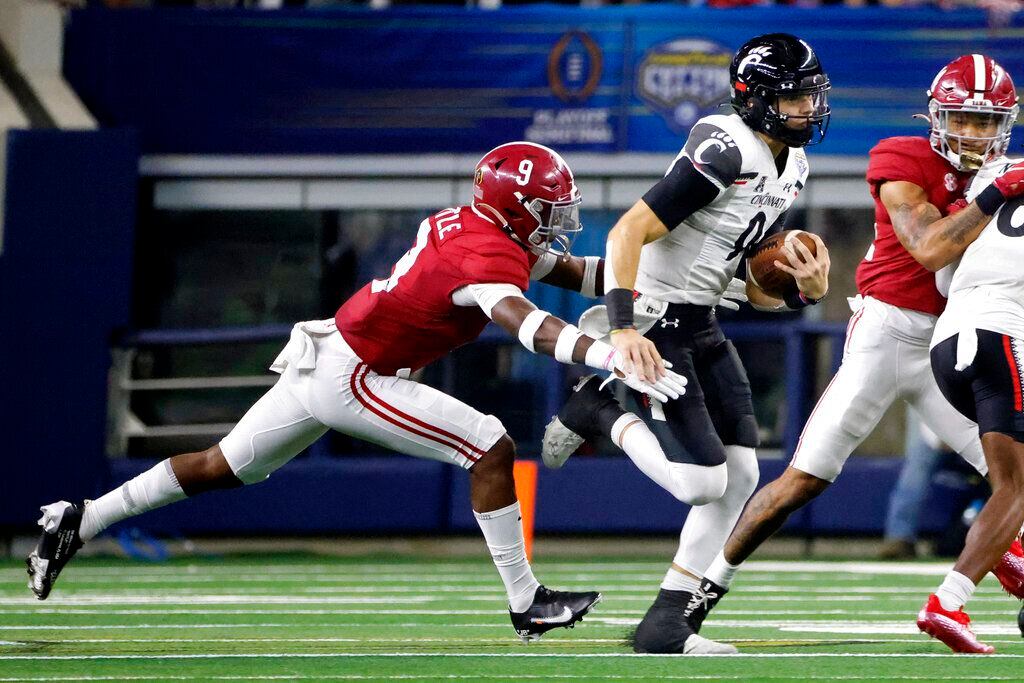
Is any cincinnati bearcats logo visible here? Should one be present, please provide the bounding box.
[737,46,772,76]
[693,131,736,165]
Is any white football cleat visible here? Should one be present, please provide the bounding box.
[541,416,585,469]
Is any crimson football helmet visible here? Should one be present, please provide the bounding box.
[472,142,582,256]
[925,54,1019,171]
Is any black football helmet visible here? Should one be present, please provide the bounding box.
[729,33,831,147]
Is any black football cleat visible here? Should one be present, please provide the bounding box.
[541,375,625,469]
[26,501,85,600]
[1018,603,1023,638]
[630,588,737,654]
[509,585,602,642]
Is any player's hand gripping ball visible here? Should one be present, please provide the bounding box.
[748,230,822,299]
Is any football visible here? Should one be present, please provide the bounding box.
[748,230,820,299]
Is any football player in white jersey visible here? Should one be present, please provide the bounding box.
[893,155,1024,653]
[541,33,831,654]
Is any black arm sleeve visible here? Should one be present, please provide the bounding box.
[641,155,722,232]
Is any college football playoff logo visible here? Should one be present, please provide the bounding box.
[548,31,603,103]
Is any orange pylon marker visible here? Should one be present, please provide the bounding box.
[513,460,538,562]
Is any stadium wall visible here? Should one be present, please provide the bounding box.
[105,455,975,538]
[0,129,137,529]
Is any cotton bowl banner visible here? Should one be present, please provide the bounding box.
[64,6,1024,156]
[636,38,733,135]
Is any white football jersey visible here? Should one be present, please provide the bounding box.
[933,156,1024,346]
[635,113,810,305]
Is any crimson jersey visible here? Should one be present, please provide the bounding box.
[335,206,531,376]
[856,137,971,316]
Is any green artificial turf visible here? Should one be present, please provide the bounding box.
[2,554,1022,682]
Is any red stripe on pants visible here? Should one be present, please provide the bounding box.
[350,363,481,463]
[1002,336,1023,412]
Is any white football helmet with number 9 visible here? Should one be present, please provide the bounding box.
[472,141,583,256]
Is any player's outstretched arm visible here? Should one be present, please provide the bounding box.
[475,288,687,402]
[883,181,992,271]
[886,162,1024,271]
[537,255,604,297]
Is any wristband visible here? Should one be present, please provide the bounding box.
[606,288,636,330]
[784,289,821,310]
[517,309,550,352]
[975,184,1006,216]
[554,324,585,363]
[584,338,618,371]
[581,256,601,298]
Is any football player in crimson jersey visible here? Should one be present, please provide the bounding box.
[687,55,1024,649]
[25,142,686,643]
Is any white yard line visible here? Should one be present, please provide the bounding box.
[0,623,523,630]
[0,594,887,606]
[2,676,1023,682]
[30,560,960,577]
[3,636,1021,645]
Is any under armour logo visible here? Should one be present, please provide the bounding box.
[660,318,679,328]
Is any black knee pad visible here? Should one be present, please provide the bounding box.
[731,414,760,448]
[701,340,760,448]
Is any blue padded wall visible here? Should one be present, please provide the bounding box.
[0,129,137,527]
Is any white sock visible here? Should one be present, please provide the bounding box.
[672,446,760,577]
[660,566,701,592]
[79,460,186,541]
[935,571,976,611]
[704,550,741,589]
[474,501,540,613]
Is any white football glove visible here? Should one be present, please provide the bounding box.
[602,357,688,403]
[717,278,748,312]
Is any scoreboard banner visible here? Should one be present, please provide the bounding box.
[64,6,1024,156]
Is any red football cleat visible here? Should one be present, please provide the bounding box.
[991,537,1024,599]
[916,594,994,654]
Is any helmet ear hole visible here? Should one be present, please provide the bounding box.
[747,96,765,122]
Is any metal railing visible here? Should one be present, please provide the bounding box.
[106,320,848,458]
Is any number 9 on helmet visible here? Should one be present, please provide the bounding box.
[472,142,583,257]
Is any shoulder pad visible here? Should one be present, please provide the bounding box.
[683,119,745,188]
